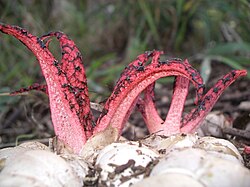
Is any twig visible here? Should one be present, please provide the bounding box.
[223,127,250,140]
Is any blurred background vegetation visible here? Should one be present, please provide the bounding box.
[1,0,250,95]
[0,0,250,145]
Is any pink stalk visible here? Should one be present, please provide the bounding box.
[139,71,246,136]
[41,32,94,139]
[136,59,198,135]
[137,83,164,133]
[136,60,246,136]
[0,24,92,153]
[137,76,190,135]
[162,76,190,135]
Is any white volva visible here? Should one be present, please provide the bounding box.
[95,141,159,186]
[0,134,249,187]
[0,142,88,187]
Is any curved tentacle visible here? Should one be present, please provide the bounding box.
[181,69,247,133]
[0,24,91,153]
[137,83,164,133]
[162,76,190,135]
[137,61,191,135]
[41,32,94,139]
[94,51,205,136]
[10,84,48,95]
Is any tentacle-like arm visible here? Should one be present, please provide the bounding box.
[94,51,205,136]
[181,69,247,133]
[0,24,92,153]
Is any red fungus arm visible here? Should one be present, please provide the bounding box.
[137,68,190,135]
[94,51,204,136]
[10,84,48,95]
[135,59,246,136]
[137,83,164,133]
[181,69,247,133]
[162,76,190,135]
[41,32,94,139]
[0,23,92,153]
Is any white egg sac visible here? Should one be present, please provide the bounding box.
[96,134,250,187]
[0,142,89,187]
[95,141,159,186]
[149,148,250,187]
[133,134,250,187]
[0,134,249,187]
[0,150,83,187]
